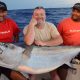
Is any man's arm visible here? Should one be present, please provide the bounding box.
[11,19,20,43]
[35,35,63,46]
[44,35,63,46]
[14,34,19,42]
[24,18,37,45]
[44,23,63,46]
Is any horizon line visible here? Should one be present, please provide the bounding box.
[8,7,72,11]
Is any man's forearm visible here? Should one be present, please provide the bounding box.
[24,24,35,45]
[14,35,19,42]
[44,36,63,46]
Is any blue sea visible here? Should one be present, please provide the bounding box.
[8,8,71,43]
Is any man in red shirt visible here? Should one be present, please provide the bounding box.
[58,3,80,46]
[57,3,80,80]
[0,3,20,43]
[0,1,27,80]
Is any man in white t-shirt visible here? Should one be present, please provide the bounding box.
[23,6,63,80]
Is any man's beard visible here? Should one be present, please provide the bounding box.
[71,15,80,22]
[36,20,45,26]
[0,18,4,22]
[0,17,5,22]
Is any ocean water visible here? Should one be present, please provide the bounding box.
[8,8,71,43]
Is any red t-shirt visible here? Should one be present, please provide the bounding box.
[57,17,80,46]
[0,18,20,42]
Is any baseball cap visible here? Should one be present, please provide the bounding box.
[72,3,80,11]
[0,1,7,11]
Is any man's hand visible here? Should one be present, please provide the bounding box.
[29,18,37,26]
[34,41,46,46]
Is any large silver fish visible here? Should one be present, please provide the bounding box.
[0,43,80,74]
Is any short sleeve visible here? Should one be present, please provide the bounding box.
[49,23,60,38]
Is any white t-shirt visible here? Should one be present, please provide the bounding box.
[23,22,60,41]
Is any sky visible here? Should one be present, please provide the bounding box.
[1,0,80,10]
